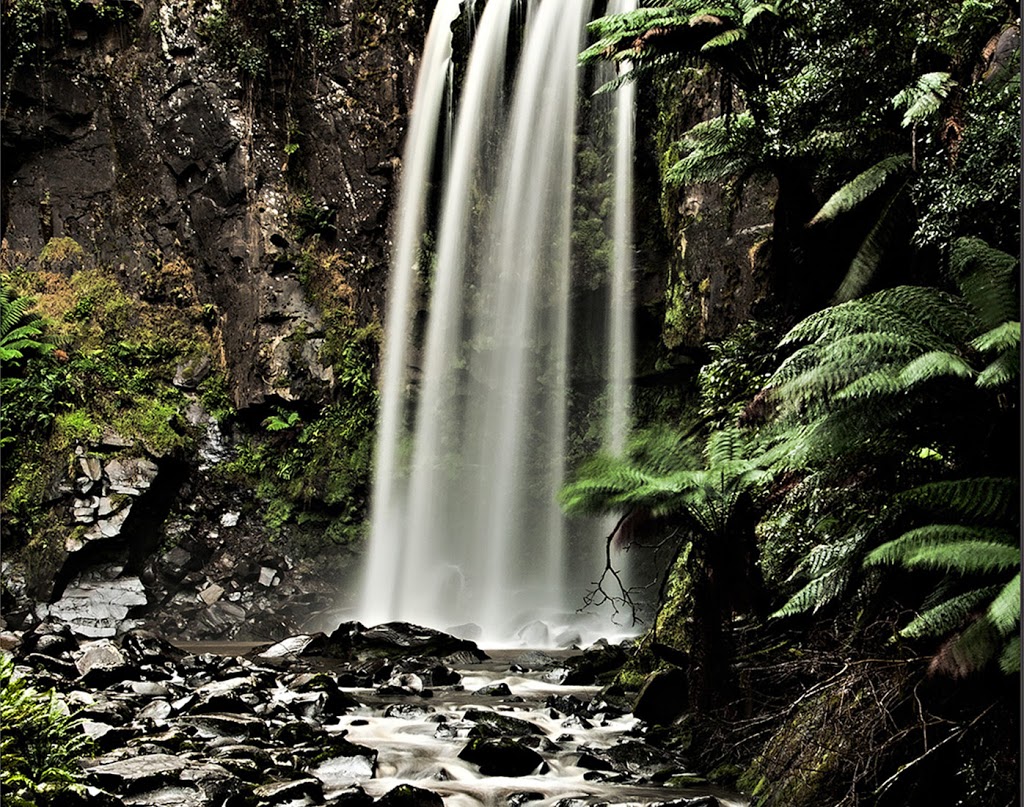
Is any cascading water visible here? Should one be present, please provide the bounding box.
[360,0,636,645]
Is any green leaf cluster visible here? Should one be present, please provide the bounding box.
[0,656,93,805]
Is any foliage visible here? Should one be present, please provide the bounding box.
[0,656,92,804]
[0,284,52,367]
[865,476,1019,675]
[198,0,338,81]
[761,239,1018,675]
[1,263,214,548]
[583,0,1019,304]
[696,319,777,429]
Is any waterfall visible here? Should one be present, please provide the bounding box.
[360,0,636,645]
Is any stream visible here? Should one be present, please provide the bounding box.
[313,650,748,807]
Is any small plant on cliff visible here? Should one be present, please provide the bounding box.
[0,284,53,367]
[0,656,92,805]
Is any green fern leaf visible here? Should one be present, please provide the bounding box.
[895,478,1018,524]
[893,72,956,127]
[899,585,1000,639]
[866,526,1017,566]
[901,541,1020,575]
[772,564,851,618]
[987,573,1021,636]
[700,27,746,51]
[998,635,1020,673]
[949,237,1018,330]
[809,154,910,225]
[976,349,1020,388]
[970,321,1020,354]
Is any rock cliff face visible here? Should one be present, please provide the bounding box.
[4,0,426,408]
[1,0,428,638]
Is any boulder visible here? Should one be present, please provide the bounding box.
[323,621,488,665]
[76,639,131,686]
[633,668,688,725]
[458,738,546,777]
[376,785,445,807]
[475,682,512,697]
[85,753,187,792]
[463,709,543,738]
[41,574,147,638]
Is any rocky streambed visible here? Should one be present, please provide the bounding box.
[1,621,746,807]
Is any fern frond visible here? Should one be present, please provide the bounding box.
[892,72,956,127]
[900,541,1020,575]
[895,477,1018,524]
[895,350,975,386]
[899,585,1000,639]
[949,237,1018,330]
[772,564,850,618]
[809,154,910,225]
[778,288,971,351]
[970,321,1020,354]
[701,27,746,50]
[998,635,1020,673]
[664,112,759,186]
[741,2,777,26]
[831,180,910,303]
[866,525,1016,566]
[976,349,1020,388]
[987,573,1021,636]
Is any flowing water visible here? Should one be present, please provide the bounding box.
[361,0,638,646]
[324,653,749,807]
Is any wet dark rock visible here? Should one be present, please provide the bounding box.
[119,630,186,666]
[375,784,445,807]
[577,752,616,772]
[85,753,188,792]
[475,682,512,697]
[253,776,324,804]
[509,651,559,672]
[605,741,674,775]
[384,702,435,719]
[176,712,269,740]
[76,639,132,687]
[255,633,330,661]
[458,738,546,777]
[463,708,544,737]
[328,786,375,806]
[506,793,544,807]
[653,798,721,807]
[18,621,78,658]
[24,652,80,679]
[324,622,488,666]
[274,722,318,745]
[545,694,590,718]
[519,735,561,753]
[633,669,688,725]
[562,644,628,685]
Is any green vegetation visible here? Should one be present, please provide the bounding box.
[1,255,214,550]
[571,2,1019,803]
[198,0,338,81]
[0,656,92,806]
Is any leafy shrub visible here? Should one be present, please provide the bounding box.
[0,656,92,805]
